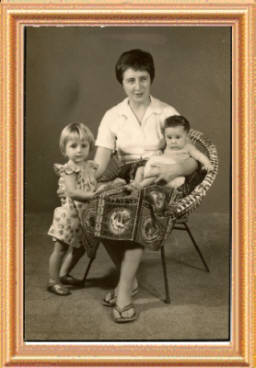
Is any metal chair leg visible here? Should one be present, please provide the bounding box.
[183,222,210,273]
[82,242,101,285]
[82,256,96,285]
[161,246,171,304]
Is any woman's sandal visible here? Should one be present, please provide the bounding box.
[102,287,139,307]
[112,303,137,323]
[47,283,71,296]
[60,274,84,287]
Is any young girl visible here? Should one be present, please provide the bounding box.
[47,122,98,296]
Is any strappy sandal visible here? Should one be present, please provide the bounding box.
[47,283,71,296]
[102,287,139,307]
[60,274,84,287]
[112,303,137,323]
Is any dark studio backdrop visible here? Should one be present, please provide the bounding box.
[25,26,231,216]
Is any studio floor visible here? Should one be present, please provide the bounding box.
[24,211,230,342]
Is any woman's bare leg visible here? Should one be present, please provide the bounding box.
[103,240,124,272]
[116,244,143,307]
[103,240,140,294]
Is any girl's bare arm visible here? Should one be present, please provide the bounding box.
[64,174,95,201]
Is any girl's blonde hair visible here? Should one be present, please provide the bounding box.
[59,122,95,156]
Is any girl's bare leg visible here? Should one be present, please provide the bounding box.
[49,240,68,284]
[59,246,85,278]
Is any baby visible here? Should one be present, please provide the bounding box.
[132,115,213,189]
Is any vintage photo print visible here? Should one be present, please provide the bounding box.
[24,25,230,341]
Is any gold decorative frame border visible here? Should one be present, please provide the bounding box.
[0,1,255,367]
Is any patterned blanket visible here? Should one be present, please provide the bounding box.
[80,184,185,254]
[79,160,205,256]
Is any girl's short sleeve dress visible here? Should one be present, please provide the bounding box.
[48,160,97,249]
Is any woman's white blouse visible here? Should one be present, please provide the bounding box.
[95,96,179,163]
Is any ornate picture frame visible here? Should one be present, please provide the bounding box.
[0,1,255,367]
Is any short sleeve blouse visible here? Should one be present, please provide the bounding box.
[95,96,179,163]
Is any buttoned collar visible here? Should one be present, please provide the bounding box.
[118,96,163,119]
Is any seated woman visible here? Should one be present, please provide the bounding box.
[94,49,197,323]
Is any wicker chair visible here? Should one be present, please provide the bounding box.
[156,128,218,303]
[82,129,218,303]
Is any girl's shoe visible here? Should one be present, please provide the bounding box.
[102,287,138,307]
[60,274,84,287]
[47,283,71,296]
[112,303,137,323]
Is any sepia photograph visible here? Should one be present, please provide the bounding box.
[1,2,255,367]
[24,25,230,341]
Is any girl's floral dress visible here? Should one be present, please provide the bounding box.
[48,160,97,252]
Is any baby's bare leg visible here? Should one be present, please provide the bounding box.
[125,166,146,191]
[137,176,156,188]
[166,176,185,189]
[134,166,145,184]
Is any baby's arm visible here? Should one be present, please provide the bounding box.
[63,174,96,201]
[188,144,213,170]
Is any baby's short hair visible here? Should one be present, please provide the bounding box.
[164,115,190,133]
[59,122,95,156]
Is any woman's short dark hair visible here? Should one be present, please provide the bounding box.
[164,115,190,133]
[115,49,155,84]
